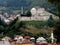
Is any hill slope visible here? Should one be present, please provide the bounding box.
[0,0,57,14]
[0,0,55,9]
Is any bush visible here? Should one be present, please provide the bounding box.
[0,34,4,38]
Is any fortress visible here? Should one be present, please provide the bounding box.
[0,7,59,23]
[19,7,59,21]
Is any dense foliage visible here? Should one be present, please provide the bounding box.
[0,0,56,11]
[54,21,60,42]
[0,17,50,40]
[47,15,54,27]
[26,11,32,17]
[48,0,60,17]
[48,0,60,42]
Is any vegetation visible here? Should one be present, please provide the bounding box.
[0,17,51,41]
[26,10,32,17]
[54,21,60,42]
[0,15,59,42]
[0,0,56,12]
[0,0,47,7]
[47,15,54,27]
[48,0,60,18]
[0,0,59,43]
[48,0,60,42]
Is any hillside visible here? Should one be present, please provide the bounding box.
[0,0,57,13]
[0,0,48,7]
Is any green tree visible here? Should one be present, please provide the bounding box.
[48,0,60,19]
[47,15,54,27]
[9,17,18,26]
[2,17,19,38]
[0,34,4,38]
[26,11,32,17]
[0,26,4,33]
[4,17,27,38]
[54,21,60,42]
[48,0,60,42]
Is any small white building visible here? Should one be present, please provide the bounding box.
[36,37,47,44]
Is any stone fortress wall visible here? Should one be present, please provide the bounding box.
[19,7,59,21]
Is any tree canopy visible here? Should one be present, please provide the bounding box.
[48,0,60,42]
[47,15,54,27]
[48,0,60,17]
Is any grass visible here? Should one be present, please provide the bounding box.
[20,21,50,36]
